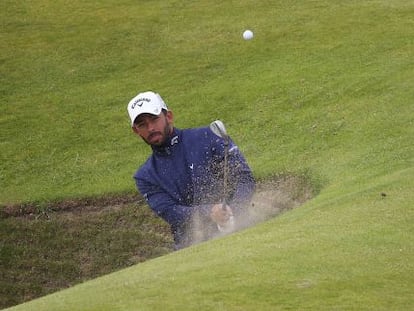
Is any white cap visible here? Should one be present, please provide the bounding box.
[127,91,168,126]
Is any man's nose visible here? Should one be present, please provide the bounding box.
[147,120,156,132]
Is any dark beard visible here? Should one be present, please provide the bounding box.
[144,123,172,146]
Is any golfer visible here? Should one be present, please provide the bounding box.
[127,91,255,250]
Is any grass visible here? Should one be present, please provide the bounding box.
[1,0,413,310]
[0,201,172,308]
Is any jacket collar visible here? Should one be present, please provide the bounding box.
[151,128,180,156]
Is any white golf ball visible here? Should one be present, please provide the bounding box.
[243,30,254,40]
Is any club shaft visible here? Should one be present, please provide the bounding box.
[222,140,229,210]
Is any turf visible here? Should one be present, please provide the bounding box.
[1,0,413,310]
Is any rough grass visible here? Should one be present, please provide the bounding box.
[0,198,172,308]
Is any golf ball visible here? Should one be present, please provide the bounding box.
[243,30,254,40]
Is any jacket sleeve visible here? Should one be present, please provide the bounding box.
[227,141,256,211]
[135,177,212,228]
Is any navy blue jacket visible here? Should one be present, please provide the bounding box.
[134,126,255,241]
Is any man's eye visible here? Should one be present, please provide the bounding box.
[136,123,145,128]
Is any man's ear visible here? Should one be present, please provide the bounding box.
[132,126,139,135]
[166,110,174,123]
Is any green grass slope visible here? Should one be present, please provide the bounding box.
[2,0,413,310]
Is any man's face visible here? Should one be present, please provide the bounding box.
[132,111,173,146]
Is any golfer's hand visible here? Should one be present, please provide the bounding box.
[210,204,233,226]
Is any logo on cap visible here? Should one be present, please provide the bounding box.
[131,97,151,110]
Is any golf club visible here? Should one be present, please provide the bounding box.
[209,120,230,210]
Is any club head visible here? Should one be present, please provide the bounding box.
[210,120,228,139]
